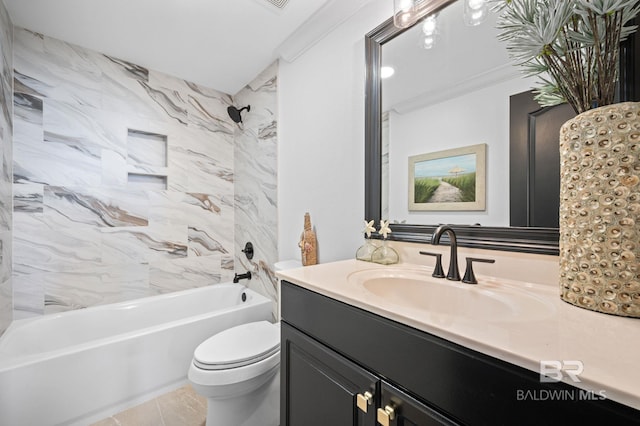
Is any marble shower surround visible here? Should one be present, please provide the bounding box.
[12,27,248,316]
[0,1,13,334]
[233,62,279,320]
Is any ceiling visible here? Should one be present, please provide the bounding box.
[3,0,358,95]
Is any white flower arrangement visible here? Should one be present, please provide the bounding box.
[362,219,392,239]
[359,219,398,264]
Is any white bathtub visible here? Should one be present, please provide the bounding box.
[0,283,273,426]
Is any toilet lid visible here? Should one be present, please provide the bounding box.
[193,321,280,370]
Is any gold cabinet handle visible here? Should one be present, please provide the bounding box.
[377,404,396,426]
[356,391,373,413]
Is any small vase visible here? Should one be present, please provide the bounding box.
[356,238,379,262]
[559,102,640,317]
[371,240,399,265]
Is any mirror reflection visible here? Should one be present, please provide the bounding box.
[380,1,537,226]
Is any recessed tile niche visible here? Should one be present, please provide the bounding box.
[127,129,168,190]
[126,173,167,191]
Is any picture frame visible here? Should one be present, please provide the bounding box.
[408,143,486,211]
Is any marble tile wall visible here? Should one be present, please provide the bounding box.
[0,1,12,334]
[12,28,241,317]
[233,62,279,320]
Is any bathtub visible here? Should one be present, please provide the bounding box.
[0,283,273,426]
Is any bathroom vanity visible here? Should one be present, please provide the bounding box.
[278,260,640,425]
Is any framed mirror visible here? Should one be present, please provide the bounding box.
[365,0,639,255]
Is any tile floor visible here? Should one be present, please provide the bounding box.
[90,385,206,426]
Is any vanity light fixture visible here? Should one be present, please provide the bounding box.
[463,0,487,26]
[393,0,487,32]
[392,0,444,29]
[393,0,419,29]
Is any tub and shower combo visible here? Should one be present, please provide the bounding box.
[0,283,272,425]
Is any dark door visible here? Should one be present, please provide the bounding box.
[281,322,378,426]
[509,90,576,228]
[378,381,459,426]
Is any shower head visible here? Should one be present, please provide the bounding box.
[227,105,251,123]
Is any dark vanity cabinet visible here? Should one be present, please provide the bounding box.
[282,322,452,426]
[280,281,640,426]
[282,323,377,425]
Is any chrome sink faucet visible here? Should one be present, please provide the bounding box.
[430,225,460,281]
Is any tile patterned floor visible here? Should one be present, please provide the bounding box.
[90,385,206,426]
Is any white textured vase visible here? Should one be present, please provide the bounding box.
[559,102,640,317]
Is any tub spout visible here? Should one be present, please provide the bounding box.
[233,271,252,283]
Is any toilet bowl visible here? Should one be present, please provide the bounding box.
[188,320,280,426]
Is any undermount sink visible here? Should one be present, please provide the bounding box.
[347,268,556,322]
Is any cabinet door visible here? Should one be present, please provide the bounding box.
[378,382,459,426]
[281,322,378,426]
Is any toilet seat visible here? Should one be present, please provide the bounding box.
[193,321,280,371]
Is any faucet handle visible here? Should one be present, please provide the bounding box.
[462,257,495,284]
[419,251,445,278]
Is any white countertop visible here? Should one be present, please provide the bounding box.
[276,259,640,411]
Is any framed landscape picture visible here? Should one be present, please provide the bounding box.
[408,143,486,211]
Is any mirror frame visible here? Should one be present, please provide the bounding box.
[365,2,639,256]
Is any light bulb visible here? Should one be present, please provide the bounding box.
[397,0,413,12]
[464,0,487,26]
[470,10,485,21]
[380,66,395,79]
[467,0,485,10]
[422,15,437,36]
[423,36,436,50]
[394,0,417,28]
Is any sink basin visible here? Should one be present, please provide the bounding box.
[347,268,556,322]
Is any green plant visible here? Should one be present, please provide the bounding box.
[414,177,440,203]
[493,0,640,114]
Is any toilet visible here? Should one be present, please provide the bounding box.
[188,320,281,426]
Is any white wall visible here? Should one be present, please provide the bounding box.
[278,0,391,264]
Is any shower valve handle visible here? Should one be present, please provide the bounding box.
[242,242,254,260]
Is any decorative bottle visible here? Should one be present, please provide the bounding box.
[371,220,399,265]
[356,220,380,262]
[299,212,318,266]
